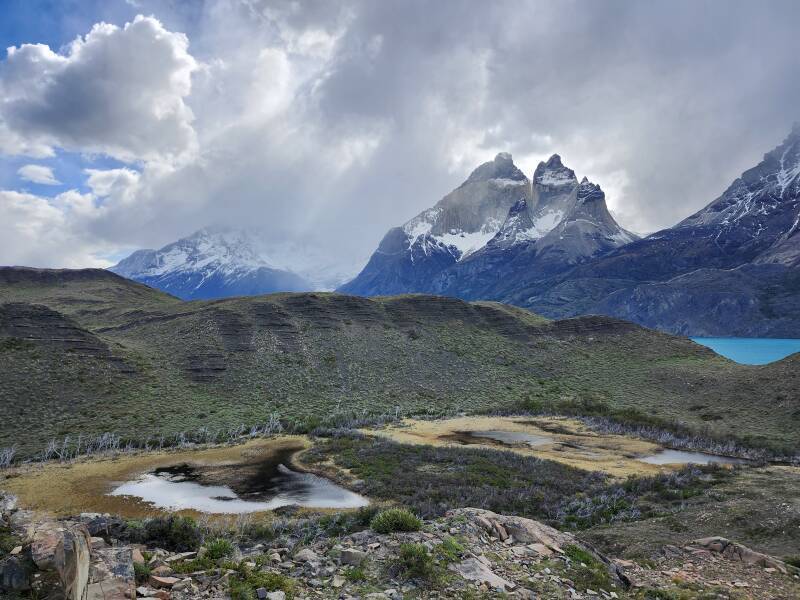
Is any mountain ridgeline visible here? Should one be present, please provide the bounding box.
[339,152,637,298]
[342,127,800,336]
[1,267,799,459]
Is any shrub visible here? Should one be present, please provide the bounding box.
[123,515,202,551]
[205,538,234,560]
[318,505,380,537]
[435,536,464,562]
[370,508,422,534]
[564,544,612,590]
[229,568,295,600]
[133,561,151,584]
[396,543,435,580]
[343,566,367,582]
[784,555,800,569]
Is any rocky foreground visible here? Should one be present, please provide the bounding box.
[2,492,799,599]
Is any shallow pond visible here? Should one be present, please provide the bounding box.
[110,452,368,514]
[447,429,553,447]
[638,449,748,465]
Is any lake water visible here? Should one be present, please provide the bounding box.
[110,461,369,514]
[691,337,800,365]
[638,449,748,466]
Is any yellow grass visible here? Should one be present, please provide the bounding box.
[365,416,671,478]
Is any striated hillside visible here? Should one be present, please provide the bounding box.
[1,266,798,457]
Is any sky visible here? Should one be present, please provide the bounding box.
[0,0,799,271]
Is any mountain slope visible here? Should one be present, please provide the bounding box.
[339,152,532,295]
[505,125,800,335]
[341,153,636,296]
[1,266,798,459]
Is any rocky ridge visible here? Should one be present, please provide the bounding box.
[2,492,799,600]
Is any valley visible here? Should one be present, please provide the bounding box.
[1,267,799,599]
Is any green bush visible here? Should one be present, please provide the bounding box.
[397,543,435,580]
[229,568,295,600]
[435,536,464,562]
[343,566,367,582]
[784,555,800,569]
[370,508,422,534]
[564,544,612,590]
[205,538,234,560]
[133,561,151,585]
[123,515,203,551]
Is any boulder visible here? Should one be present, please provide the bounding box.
[451,557,515,591]
[294,548,320,563]
[0,492,17,514]
[451,508,573,551]
[86,578,136,599]
[55,525,92,600]
[1,555,32,591]
[32,524,65,570]
[690,537,789,574]
[9,510,37,541]
[340,548,367,566]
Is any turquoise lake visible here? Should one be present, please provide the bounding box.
[691,337,800,365]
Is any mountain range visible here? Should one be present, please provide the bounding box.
[110,228,356,300]
[342,126,800,336]
[110,126,800,336]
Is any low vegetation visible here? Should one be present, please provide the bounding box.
[122,515,203,551]
[370,508,422,534]
[306,434,732,530]
[1,269,798,461]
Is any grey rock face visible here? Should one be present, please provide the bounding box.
[342,153,635,298]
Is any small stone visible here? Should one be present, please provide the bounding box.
[149,575,180,588]
[10,546,22,555]
[332,574,346,587]
[294,548,320,563]
[269,552,282,563]
[256,588,268,599]
[266,591,286,600]
[340,548,367,566]
[132,548,146,565]
[151,565,174,577]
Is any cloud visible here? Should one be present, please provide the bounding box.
[0,190,111,268]
[0,15,198,163]
[1,1,799,272]
[17,164,61,185]
[84,168,140,198]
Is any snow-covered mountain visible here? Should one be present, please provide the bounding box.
[111,228,354,300]
[340,152,637,296]
[496,125,800,336]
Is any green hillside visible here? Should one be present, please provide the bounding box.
[1,267,798,458]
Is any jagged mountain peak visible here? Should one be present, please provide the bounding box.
[463,151,528,186]
[576,178,603,202]
[533,154,577,187]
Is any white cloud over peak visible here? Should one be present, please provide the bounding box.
[17,164,61,185]
[0,15,198,163]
